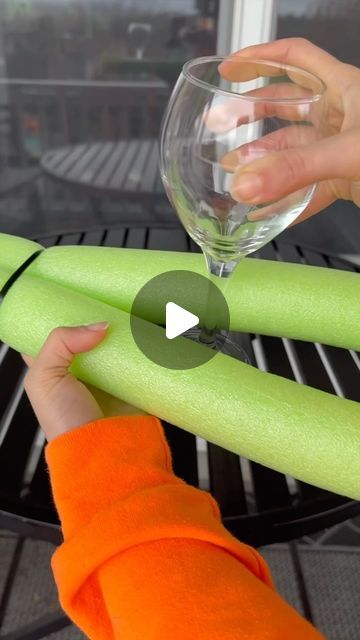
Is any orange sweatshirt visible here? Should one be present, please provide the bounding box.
[45,415,323,639]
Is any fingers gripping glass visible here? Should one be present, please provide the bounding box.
[160,56,326,360]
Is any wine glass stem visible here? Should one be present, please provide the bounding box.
[199,253,239,346]
[199,324,217,346]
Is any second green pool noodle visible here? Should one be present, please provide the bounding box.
[0,234,40,272]
[0,232,359,349]
[25,243,360,351]
[0,267,359,499]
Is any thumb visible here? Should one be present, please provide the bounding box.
[24,323,109,441]
[230,129,360,205]
[31,322,109,382]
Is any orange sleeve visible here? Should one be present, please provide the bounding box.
[45,415,323,640]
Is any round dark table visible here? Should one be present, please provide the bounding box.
[41,139,165,201]
[0,224,359,638]
[1,223,359,545]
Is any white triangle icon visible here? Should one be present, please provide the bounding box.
[165,302,199,340]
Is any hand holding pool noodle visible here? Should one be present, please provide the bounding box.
[0,248,359,499]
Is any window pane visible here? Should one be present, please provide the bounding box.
[0,0,219,236]
[278,0,360,65]
[276,0,360,255]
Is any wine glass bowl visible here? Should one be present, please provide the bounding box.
[160,56,326,275]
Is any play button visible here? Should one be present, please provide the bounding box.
[130,269,230,369]
[166,302,199,340]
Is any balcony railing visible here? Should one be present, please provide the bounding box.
[0,78,170,168]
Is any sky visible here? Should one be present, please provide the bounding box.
[279,0,322,17]
[96,0,197,13]
[2,0,198,11]
[4,0,356,20]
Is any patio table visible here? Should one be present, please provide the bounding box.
[0,223,359,639]
[41,139,165,202]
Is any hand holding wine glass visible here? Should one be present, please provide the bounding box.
[161,45,327,272]
[223,38,360,222]
[160,41,330,357]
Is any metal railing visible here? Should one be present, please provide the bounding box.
[0,78,170,168]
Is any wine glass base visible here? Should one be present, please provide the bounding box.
[184,328,250,364]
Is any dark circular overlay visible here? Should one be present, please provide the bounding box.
[130,270,230,370]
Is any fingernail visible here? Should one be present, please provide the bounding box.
[232,172,262,201]
[298,103,310,119]
[85,321,109,331]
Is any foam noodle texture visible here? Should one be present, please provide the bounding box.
[0,271,359,499]
[26,244,360,351]
[1,233,359,349]
[0,265,13,292]
[0,235,41,290]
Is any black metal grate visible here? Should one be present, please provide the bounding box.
[0,225,359,547]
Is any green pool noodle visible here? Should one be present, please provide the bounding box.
[25,241,360,351]
[0,234,41,279]
[0,266,359,499]
[1,233,360,349]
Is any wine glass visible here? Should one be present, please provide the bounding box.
[160,56,326,359]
